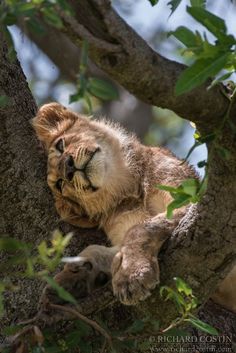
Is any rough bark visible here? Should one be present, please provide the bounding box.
[0,29,107,340]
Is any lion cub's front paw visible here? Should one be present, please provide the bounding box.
[111,247,160,305]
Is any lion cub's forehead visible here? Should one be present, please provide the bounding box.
[55,117,125,146]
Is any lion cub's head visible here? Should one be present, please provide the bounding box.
[32,103,137,214]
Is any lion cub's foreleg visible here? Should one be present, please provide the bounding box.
[112,208,186,305]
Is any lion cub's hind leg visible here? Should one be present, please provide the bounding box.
[43,245,118,305]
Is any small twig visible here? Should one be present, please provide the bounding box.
[49,303,112,345]
[57,9,122,53]
[17,314,39,326]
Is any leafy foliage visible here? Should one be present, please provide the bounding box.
[190,0,206,7]
[0,230,73,316]
[148,0,159,6]
[160,277,218,335]
[175,53,230,95]
[167,0,182,16]
[0,0,71,29]
[158,80,236,217]
[170,6,236,95]
[69,40,119,112]
[156,178,205,218]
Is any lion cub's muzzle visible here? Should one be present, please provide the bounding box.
[63,147,100,183]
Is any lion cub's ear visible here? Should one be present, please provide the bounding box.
[32,102,76,149]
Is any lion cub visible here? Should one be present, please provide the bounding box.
[33,102,234,310]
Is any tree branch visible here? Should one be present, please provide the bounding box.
[55,0,235,130]
[18,20,153,140]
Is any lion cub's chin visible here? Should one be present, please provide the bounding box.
[84,149,107,188]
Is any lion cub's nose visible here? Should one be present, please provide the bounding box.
[65,155,76,181]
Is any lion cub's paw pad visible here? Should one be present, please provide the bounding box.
[112,251,160,305]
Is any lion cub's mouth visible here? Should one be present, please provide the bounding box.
[72,148,101,192]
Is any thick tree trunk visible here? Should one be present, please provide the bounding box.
[0,29,54,337]
[0,30,106,341]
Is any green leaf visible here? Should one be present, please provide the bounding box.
[181,178,199,197]
[160,286,185,309]
[185,317,218,335]
[148,0,159,5]
[191,296,199,309]
[43,276,77,305]
[0,237,31,252]
[69,92,82,104]
[88,78,119,101]
[41,7,63,29]
[175,53,230,96]
[0,95,10,107]
[84,93,93,114]
[167,194,191,218]
[174,277,193,296]
[169,26,197,47]
[187,7,227,40]
[160,285,169,298]
[167,0,182,16]
[16,2,36,14]
[156,184,182,193]
[190,0,206,8]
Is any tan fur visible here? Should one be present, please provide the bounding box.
[33,103,236,309]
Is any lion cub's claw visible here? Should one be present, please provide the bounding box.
[112,248,160,305]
